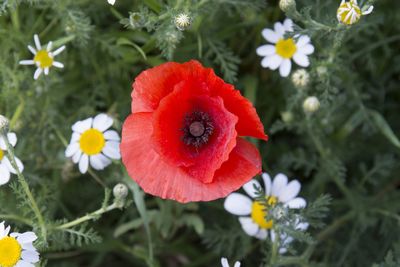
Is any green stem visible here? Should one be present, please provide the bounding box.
[0,214,32,226]
[10,7,20,31]
[305,119,354,203]
[56,202,122,230]
[270,229,280,265]
[317,211,355,241]
[0,132,47,242]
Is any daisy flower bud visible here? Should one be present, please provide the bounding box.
[0,115,9,134]
[303,96,320,113]
[113,183,129,200]
[281,111,293,123]
[279,0,296,13]
[174,13,192,31]
[291,69,310,89]
[337,0,374,25]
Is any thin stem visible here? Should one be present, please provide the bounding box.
[270,230,280,265]
[317,211,355,241]
[0,214,32,226]
[56,202,121,230]
[1,132,47,242]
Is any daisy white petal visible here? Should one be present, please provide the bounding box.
[65,142,80,157]
[274,22,286,36]
[33,34,41,49]
[103,141,121,159]
[19,60,35,65]
[70,132,81,143]
[279,59,291,77]
[44,67,50,75]
[52,61,64,68]
[268,54,283,70]
[72,150,82,164]
[79,154,89,174]
[271,173,288,196]
[296,35,311,47]
[89,154,106,170]
[285,197,307,208]
[262,28,280,43]
[221,258,229,267]
[21,242,36,251]
[0,164,11,185]
[3,156,23,174]
[46,41,53,52]
[299,44,314,55]
[72,117,93,133]
[33,68,43,80]
[224,193,252,215]
[362,5,373,15]
[278,180,301,203]
[52,45,66,56]
[238,217,259,236]
[93,113,114,132]
[98,153,112,165]
[234,262,241,267]
[15,261,34,267]
[27,45,36,55]
[108,0,116,5]
[261,55,273,68]
[103,130,120,141]
[254,229,268,240]
[17,232,37,243]
[293,52,310,67]
[242,179,261,198]
[21,250,40,263]
[283,18,293,31]
[256,45,276,56]
[261,172,272,196]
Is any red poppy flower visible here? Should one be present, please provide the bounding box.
[121,60,268,203]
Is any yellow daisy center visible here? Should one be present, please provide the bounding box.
[251,196,277,229]
[275,38,297,59]
[338,2,361,25]
[0,150,4,161]
[34,50,54,68]
[79,129,105,155]
[0,236,22,267]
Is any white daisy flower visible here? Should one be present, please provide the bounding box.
[256,19,314,77]
[337,0,374,25]
[224,172,307,251]
[221,257,241,267]
[65,114,121,174]
[0,221,40,267]
[0,132,24,186]
[19,34,66,80]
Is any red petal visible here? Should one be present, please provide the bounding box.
[131,60,267,140]
[152,81,238,184]
[120,113,261,203]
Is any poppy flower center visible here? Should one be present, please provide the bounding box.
[182,111,214,148]
[0,236,22,267]
[251,196,277,229]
